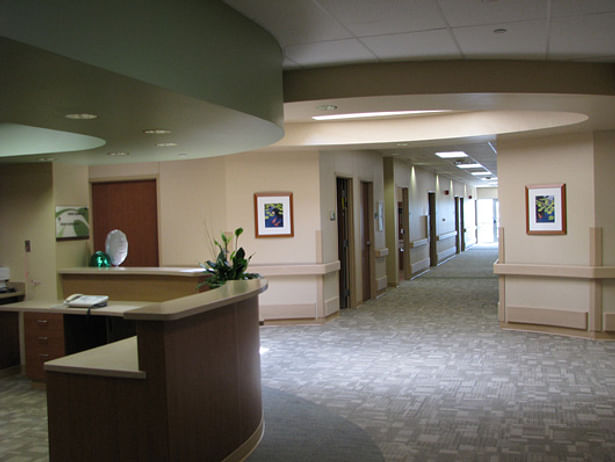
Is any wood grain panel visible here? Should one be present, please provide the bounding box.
[92,180,159,267]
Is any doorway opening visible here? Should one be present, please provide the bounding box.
[336,178,354,309]
[398,187,410,281]
[476,198,499,244]
[428,191,437,266]
[360,181,375,302]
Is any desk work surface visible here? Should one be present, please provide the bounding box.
[45,336,145,379]
[0,300,150,317]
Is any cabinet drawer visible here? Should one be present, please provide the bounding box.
[24,312,64,335]
[24,312,65,381]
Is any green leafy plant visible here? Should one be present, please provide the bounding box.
[199,227,260,289]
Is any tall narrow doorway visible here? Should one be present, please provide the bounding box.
[398,187,410,281]
[92,179,159,267]
[428,191,437,266]
[336,178,353,309]
[360,181,374,302]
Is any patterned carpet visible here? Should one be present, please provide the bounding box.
[3,245,615,461]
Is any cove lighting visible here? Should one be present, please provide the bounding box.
[435,151,468,158]
[456,163,483,169]
[471,171,491,176]
[312,110,449,121]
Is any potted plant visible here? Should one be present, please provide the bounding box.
[199,227,260,289]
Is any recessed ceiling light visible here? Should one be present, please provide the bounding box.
[143,128,172,135]
[65,113,98,120]
[313,110,450,121]
[156,142,178,147]
[38,157,56,162]
[493,28,508,34]
[456,163,483,169]
[471,171,491,176]
[435,151,468,158]
[397,142,409,146]
[107,151,129,157]
[316,104,338,111]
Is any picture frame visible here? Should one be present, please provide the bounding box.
[525,184,566,235]
[55,206,90,240]
[254,192,294,238]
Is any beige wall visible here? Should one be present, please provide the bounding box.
[53,163,91,296]
[499,132,594,266]
[478,187,498,200]
[0,163,56,300]
[496,131,610,332]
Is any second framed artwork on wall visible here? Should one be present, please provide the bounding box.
[254,192,294,238]
[525,184,567,235]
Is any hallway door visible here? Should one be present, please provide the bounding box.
[428,192,437,266]
[398,187,410,281]
[92,179,159,267]
[360,181,374,302]
[336,178,353,309]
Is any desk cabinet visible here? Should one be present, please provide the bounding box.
[24,312,65,381]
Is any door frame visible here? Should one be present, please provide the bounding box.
[399,187,410,280]
[428,191,437,266]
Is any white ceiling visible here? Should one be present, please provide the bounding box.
[224,0,615,186]
[224,0,615,68]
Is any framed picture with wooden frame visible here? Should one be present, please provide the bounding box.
[525,184,567,235]
[254,192,294,238]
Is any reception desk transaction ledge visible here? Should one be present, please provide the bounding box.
[44,279,268,462]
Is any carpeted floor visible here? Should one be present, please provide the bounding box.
[3,245,615,461]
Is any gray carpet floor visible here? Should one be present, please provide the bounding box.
[3,245,615,461]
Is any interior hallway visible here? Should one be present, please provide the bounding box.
[2,246,615,461]
[255,245,615,461]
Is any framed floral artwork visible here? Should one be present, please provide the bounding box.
[254,192,294,238]
[525,184,566,235]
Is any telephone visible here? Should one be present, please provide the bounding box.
[64,293,109,308]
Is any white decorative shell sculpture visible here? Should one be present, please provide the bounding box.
[105,229,128,266]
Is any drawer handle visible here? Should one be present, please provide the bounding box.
[37,336,49,344]
[36,319,49,325]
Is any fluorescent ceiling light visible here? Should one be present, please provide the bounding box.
[456,163,483,169]
[65,113,98,120]
[312,110,449,121]
[143,128,172,135]
[435,151,468,158]
[471,171,491,176]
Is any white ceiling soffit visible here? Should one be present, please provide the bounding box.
[223,0,615,69]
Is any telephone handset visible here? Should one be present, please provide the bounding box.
[64,293,109,308]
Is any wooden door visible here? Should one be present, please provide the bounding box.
[92,180,159,267]
[399,187,410,280]
[360,181,374,302]
[336,178,352,309]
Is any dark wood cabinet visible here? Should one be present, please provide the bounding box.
[24,312,65,381]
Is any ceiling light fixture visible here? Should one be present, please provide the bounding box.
[456,163,483,169]
[435,151,468,158]
[65,113,98,120]
[156,142,177,147]
[493,28,508,34]
[312,110,449,121]
[107,151,129,157]
[143,128,172,135]
[316,104,338,111]
[38,157,56,162]
[471,171,491,176]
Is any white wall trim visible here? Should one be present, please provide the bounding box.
[494,263,615,280]
[376,276,387,292]
[507,305,588,330]
[437,230,458,241]
[259,303,318,321]
[603,313,615,332]
[438,246,456,262]
[410,238,428,248]
[324,296,339,317]
[250,261,340,277]
[411,258,430,275]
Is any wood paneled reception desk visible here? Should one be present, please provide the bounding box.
[43,279,267,462]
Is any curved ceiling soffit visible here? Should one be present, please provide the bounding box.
[274,110,589,149]
[1,1,284,162]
